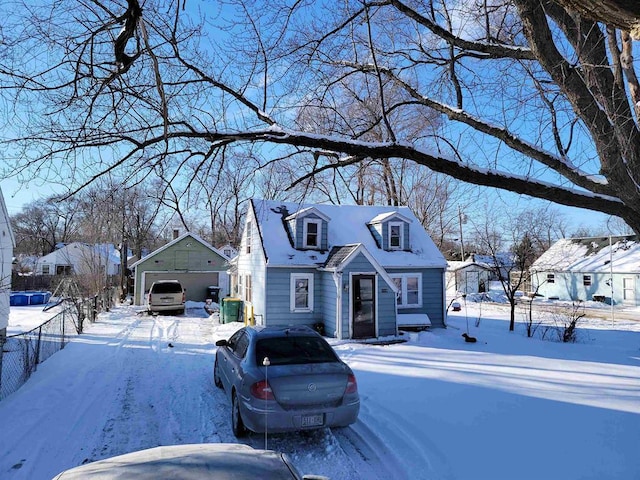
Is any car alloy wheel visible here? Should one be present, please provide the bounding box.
[232,392,247,437]
[213,359,223,389]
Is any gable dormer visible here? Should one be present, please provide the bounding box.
[286,207,330,251]
[368,211,412,251]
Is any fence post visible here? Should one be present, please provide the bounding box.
[35,325,42,365]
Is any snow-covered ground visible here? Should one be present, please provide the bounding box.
[1,299,640,479]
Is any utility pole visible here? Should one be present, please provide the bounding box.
[458,205,466,260]
[120,192,128,300]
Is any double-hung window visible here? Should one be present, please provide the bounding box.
[388,222,404,250]
[303,218,322,249]
[290,273,314,312]
[391,273,422,308]
[245,221,252,254]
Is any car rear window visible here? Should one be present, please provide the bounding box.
[255,336,339,366]
[152,282,183,294]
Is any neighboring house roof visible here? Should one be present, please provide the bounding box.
[130,232,227,269]
[447,260,493,272]
[466,253,515,269]
[251,199,446,268]
[38,242,121,266]
[531,235,640,273]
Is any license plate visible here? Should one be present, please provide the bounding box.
[301,414,324,427]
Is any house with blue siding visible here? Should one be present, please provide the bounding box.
[231,199,447,339]
[530,235,640,306]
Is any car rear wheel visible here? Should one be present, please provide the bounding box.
[232,392,247,437]
[213,359,223,389]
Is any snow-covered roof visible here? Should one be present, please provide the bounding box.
[130,232,227,268]
[447,260,493,272]
[38,242,121,265]
[369,211,412,224]
[531,235,640,274]
[251,199,447,268]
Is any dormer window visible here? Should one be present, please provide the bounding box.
[388,222,404,250]
[303,218,322,249]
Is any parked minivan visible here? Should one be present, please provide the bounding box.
[146,280,185,315]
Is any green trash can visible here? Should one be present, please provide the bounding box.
[221,297,243,323]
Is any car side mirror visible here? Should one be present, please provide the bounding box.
[215,339,228,347]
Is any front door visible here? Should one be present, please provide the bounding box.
[352,275,376,339]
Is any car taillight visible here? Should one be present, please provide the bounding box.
[182,292,186,303]
[250,380,275,400]
[345,374,358,394]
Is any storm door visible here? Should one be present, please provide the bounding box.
[352,275,376,339]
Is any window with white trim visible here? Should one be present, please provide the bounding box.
[583,275,591,286]
[290,273,314,312]
[303,218,322,249]
[547,273,555,284]
[390,273,422,308]
[245,221,252,253]
[41,264,50,275]
[245,275,252,302]
[388,222,404,250]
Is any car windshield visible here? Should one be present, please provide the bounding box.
[255,336,339,366]
[152,283,182,294]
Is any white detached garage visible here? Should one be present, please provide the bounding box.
[130,232,231,306]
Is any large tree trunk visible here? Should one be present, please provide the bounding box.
[554,0,640,38]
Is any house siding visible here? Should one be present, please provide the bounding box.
[319,272,338,336]
[264,268,322,326]
[532,270,639,306]
[388,267,446,328]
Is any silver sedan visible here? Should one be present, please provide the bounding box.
[214,325,360,437]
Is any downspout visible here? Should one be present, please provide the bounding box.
[442,267,448,328]
[333,271,342,339]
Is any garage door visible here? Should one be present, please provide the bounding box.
[142,272,222,303]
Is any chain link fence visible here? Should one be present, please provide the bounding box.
[0,288,117,401]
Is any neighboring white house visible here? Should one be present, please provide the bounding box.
[530,235,640,306]
[34,243,121,277]
[0,187,15,340]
